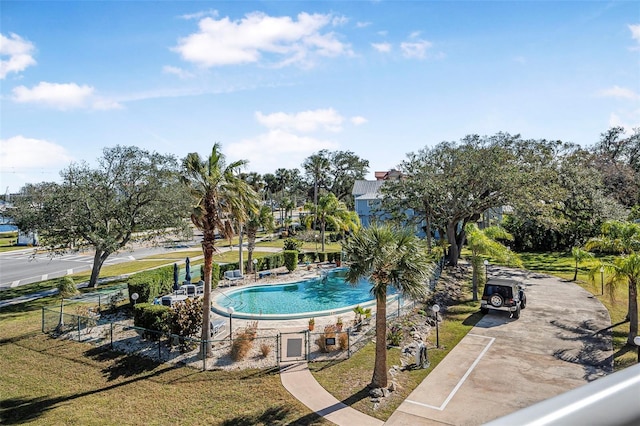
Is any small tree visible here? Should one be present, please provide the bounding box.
[571,247,594,281]
[55,277,78,332]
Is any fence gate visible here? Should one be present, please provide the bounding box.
[278,331,308,363]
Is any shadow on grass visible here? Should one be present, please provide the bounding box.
[462,311,484,327]
[0,365,175,424]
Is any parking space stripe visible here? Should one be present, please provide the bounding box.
[406,334,495,411]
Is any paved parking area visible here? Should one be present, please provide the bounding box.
[385,268,613,425]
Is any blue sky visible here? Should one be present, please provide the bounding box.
[1,1,639,193]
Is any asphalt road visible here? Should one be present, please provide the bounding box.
[386,267,613,425]
[0,244,197,290]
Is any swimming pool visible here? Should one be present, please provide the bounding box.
[212,268,397,320]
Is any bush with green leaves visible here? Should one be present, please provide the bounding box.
[127,265,174,303]
[57,276,78,299]
[170,297,203,351]
[133,303,171,339]
[284,250,298,272]
[283,238,302,251]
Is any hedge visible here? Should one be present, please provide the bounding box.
[133,303,171,339]
[284,250,298,272]
[127,265,174,304]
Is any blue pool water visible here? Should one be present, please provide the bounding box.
[214,269,396,319]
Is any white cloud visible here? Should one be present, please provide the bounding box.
[12,82,121,110]
[162,65,194,79]
[372,42,392,53]
[400,39,433,59]
[255,108,344,133]
[226,129,339,173]
[173,11,352,68]
[629,24,640,47]
[0,32,36,79]
[0,136,74,190]
[598,85,639,100]
[350,116,368,125]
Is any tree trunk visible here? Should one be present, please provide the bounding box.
[89,249,109,288]
[201,242,214,357]
[247,227,256,273]
[446,223,459,266]
[238,223,244,275]
[627,279,638,346]
[471,254,479,301]
[371,293,388,388]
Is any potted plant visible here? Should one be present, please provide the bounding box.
[308,318,315,331]
[336,316,343,331]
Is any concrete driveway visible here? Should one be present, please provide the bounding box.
[386,267,613,425]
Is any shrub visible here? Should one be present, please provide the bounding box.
[127,265,174,303]
[338,331,348,351]
[133,303,171,339]
[283,238,303,251]
[284,250,298,272]
[316,325,338,352]
[230,322,258,361]
[387,325,403,346]
[260,343,271,358]
[169,297,203,351]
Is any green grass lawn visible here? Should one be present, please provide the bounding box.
[0,306,326,425]
[310,278,481,420]
[519,251,638,370]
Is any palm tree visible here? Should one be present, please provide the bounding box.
[304,193,360,252]
[585,220,640,255]
[465,224,522,301]
[246,205,274,272]
[343,224,433,389]
[181,143,254,355]
[592,254,640,345]
[571,247,594,281]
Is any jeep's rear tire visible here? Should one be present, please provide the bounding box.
[489,294,504,308]
[480,307,489,314]
[513,306,521,319]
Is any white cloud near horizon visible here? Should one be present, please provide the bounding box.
[226,129,339,173]
[12,82,122,110]
[255,108,344,133]
[0,32,36,79]
[598,85,639,100]
[173,11,352,68]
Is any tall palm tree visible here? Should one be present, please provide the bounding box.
[181,143,254,355]
[246,205,274,272]
[304,192,360,252]
[465,224,522,301]
[343,224,433,388]
[592,254,640,345]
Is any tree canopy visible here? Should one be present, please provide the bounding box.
[13,146,190,287]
